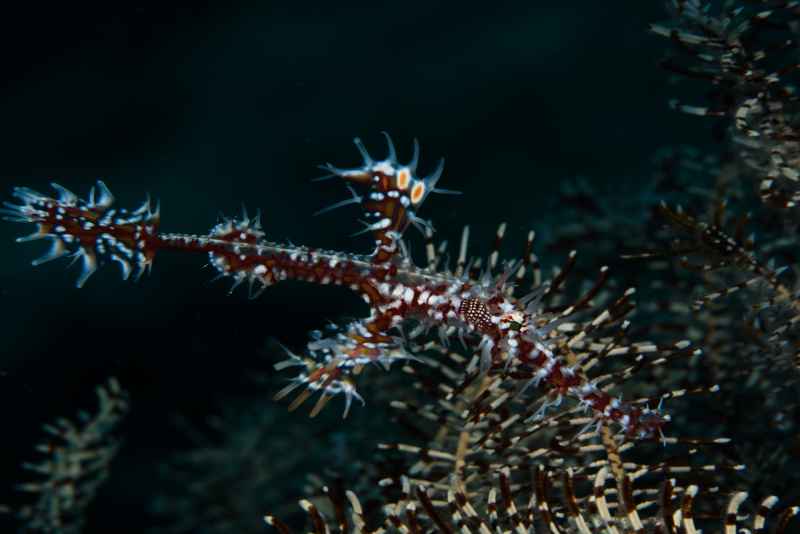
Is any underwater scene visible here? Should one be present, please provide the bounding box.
[1,1,799,532]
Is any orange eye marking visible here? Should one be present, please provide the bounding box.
[410,182,426,205]
[396,169,411,190]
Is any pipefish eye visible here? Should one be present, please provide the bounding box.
[501,311,526,331]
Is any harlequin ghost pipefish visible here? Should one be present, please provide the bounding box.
[2,134,672,441]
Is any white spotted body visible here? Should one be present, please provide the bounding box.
[3,135,669,439]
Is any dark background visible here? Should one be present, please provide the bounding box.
[0,2,713,531]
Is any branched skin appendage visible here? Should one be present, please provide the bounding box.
[2,135,667,440]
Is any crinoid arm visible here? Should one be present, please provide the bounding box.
[317,134,453,264]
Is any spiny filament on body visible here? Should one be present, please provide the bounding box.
[318,133,457,264]
[3,134,676,442]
